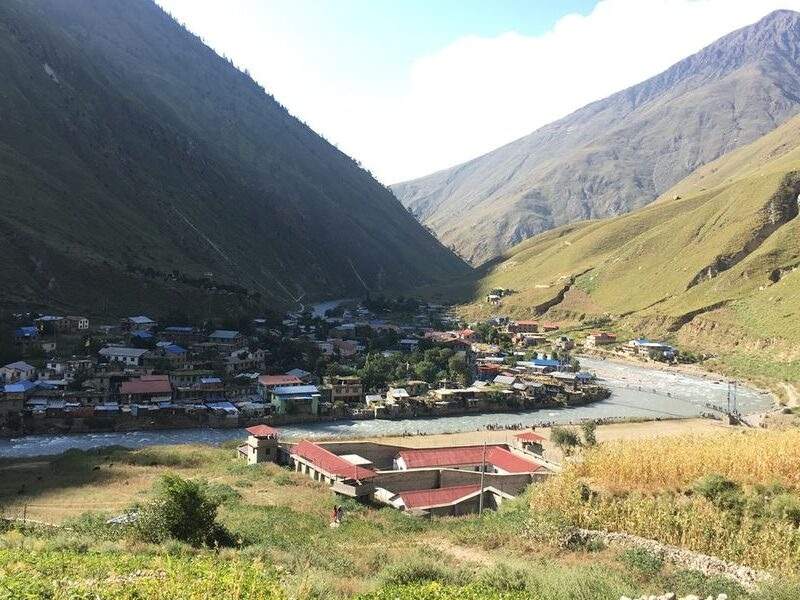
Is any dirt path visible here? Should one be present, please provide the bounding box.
[781,382,799,407]
[424,538,497,566]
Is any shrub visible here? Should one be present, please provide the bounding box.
[550,426,581,456]
[618,548,663,577]
[693,474,743,511]
[581,420,597,447]
[135,474,235,547]
[379,558,464,587]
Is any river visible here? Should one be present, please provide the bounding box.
[0,358,773,458]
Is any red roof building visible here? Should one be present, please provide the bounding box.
[514,431,546,443]
[396,445,543,474]
[292,440,376,481]
[246,425,279,438]
[258,374,303,389]
[119,375,172,403]
[399,484,480,510]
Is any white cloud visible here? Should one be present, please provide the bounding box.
[159,0,800,183]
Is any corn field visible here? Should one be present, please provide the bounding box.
[530,430,800,572]
[574,429,800,493]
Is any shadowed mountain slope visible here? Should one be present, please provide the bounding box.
[0,0,469,314]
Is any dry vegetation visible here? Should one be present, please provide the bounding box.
[531,429,800,572]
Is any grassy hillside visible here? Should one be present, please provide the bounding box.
[0,0,469,315]
[4,441,800,599]
[465,113,800,390]
[393,10,800,265]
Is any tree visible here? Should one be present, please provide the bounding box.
[447,354,470,386]
[581,420,597,447]
[414,360,438,383]
[136,474,233,547]
[551,426,581,456]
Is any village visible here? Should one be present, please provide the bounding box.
[0,299,685,438]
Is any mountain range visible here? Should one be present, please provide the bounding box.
[393,10,800,265]
[0,0,469,315]
[463,108,800,390]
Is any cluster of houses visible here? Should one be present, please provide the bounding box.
[0,303,465,433]
[239,424,554,517]
[0,300,678,435]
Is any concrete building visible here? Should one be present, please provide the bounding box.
[118,375,173,404]
[99,346,150,367]
[585,331,617,347]
[270,385,321,415]
[324,375,363,405]
[238,425,279,465]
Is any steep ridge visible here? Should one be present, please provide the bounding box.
[393,10,800,265]
[0,0,469,314]
[465,112,800,362]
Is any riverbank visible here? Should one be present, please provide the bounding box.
[578,350,785,410]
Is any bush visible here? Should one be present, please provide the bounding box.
[693,474,743,511]
[135,474,235,547]
[477,564,528,592]
[550,426,581,456]
[618,547,663,577]
[581,420,597,447]
[665,569,746,599]
[379,558,464,587]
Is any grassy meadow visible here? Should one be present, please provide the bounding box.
[1,437,800,598]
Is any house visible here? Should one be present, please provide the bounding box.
[169,369,215,388]
[237,425,280,465]
[286,368,314,383]
[492,374,518,388]
[99,346,150,366]
[14,326,39,348]
[585,332,617,347]
[512,332,546,347]
[385,388,410,404]
[224,349,265,375]
[627,339,675,359]
[553,335,574,351]
[34,315,68,334]
[518,358,561,374]
[258,374,303,399]
[324,375,363,405]
[118,375,173,404]
[208,330,245,349]
[393,445,545,475]
[290,440,376,496]
[65,316,90,331]
[331,339,358,358]
[284,438,552,511]
[513,431,546,455]
[398,338,419,352]
[395,485,514,517]
[163,326,204,345]
[270,385,321,416]
[541,323,560,332]
[0,361,36,383]
[124,316,156,332]
[508,320,538,334]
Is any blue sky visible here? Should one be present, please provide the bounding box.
[156,0,800,183]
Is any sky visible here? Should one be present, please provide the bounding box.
[155,0,800,184]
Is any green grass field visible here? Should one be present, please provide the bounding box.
[2,441,800,599]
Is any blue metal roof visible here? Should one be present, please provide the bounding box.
[272,384,319,396]
[15,326,38,337]
[164,344,186,355]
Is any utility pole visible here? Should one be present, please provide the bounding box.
[478,440,487,516]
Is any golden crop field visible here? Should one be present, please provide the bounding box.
[574,429,800,493]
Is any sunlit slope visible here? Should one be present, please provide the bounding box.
[470,114,800,349]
